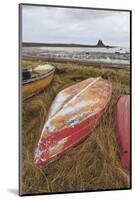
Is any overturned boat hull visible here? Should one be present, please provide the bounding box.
[35,111,102,166]
[115,95,130,169]
[35,77,112,166]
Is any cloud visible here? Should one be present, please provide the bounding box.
[22,5,130,47]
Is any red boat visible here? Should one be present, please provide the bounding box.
[35,77,112,166]
[115,95,130,169]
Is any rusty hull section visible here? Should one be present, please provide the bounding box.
[35,77,112,166]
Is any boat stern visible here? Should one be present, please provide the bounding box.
[34,135,68,166]
[34,137,51,166]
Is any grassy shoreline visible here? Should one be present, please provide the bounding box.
[22,56,130,70]
[21,60,130,195]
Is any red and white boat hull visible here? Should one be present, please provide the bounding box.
[35,111,102,166]
[35,77,112,166]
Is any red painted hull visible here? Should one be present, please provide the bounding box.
[34,77,112,166]
[115,95,130,169]
[35,111,102,166]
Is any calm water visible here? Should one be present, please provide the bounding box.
[22,46,130,65]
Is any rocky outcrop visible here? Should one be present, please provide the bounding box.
[96,40,105,47]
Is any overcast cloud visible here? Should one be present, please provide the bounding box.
[22,5,130,47]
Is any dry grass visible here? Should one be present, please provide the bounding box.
[21,60,130,195]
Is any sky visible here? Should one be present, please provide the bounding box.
[22,5,130,47]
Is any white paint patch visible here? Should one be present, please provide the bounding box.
[34,146,42,161]
[35,64,54,71]
[48,137,68,152]
[67,110,96,127]
[48,91,68,118]
[58,137,68,145]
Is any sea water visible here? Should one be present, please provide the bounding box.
[22,46,130,65]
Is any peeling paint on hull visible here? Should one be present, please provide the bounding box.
[115,95,130,169]
[35,77,112,166]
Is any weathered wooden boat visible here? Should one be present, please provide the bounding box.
[22,64,55,100]
[34,77,112,166]
[115,95,130,169]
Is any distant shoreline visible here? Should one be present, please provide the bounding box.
[22,42,114,48]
